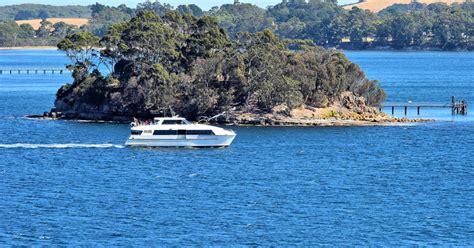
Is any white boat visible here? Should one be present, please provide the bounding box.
[125,117,236,148]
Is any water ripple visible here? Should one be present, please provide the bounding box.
[0,143,125,149]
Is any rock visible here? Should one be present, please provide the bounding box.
[340,91,368,114]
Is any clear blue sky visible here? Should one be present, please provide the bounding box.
[0,0,357,10]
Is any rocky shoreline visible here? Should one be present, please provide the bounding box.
[27,107,433,127]
[220,114,432,126]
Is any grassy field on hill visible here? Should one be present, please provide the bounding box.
[0,4,91,21]
[344,0,465,12]
[15,18,89,30]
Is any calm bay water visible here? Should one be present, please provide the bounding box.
[0,50,473,245]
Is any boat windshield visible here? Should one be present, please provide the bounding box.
[161,119,189,125]
[133,118,190,126]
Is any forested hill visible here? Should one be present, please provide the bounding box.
[0,1,473,50]
[0,4,91,21]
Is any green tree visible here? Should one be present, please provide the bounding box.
[18,24,35,39]
[0,22,20,46]
[57,32,101,80]
[136,1,172,16]
[36,19,52,38]
[52,22,76,37]
[88,5,132,36]
[14,10,36,20]
[210,3,274,39]
[37,10,50,19]
[177,4,203,17]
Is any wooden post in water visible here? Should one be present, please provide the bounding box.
[417,106,420,115]
[392,106,395,115]
[0,70,2,74]
[452,96,456,115]
[404,106,408,115]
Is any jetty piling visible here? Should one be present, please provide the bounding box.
[0,68,69,75]
[383,96,468,116]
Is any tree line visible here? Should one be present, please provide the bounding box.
[212,0,474,50]
[0,20,80,47]
[54,11,384,120]
[0,1,472,50]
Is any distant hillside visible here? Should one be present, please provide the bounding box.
[0,4,91,21]
[343,0,466,12]
[0,1,472,50]
[15,18,89,29]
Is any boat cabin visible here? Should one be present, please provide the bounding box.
[131,117,217,136]
[153,117,191,125]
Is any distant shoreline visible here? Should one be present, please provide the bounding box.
[1,46,470,52]
[0,46,57,51]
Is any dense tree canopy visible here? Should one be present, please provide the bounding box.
[209,1,474,50]
[55,11,384,121]
[208,3,274,39]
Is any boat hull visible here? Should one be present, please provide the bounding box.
[125,135,236,148]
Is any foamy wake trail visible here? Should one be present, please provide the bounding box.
[0,143,125,149]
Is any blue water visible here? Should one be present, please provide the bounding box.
[1,50,474,245]
[345,51,474,121]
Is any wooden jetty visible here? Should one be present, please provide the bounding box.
[382,97,468,115]
[0,68,68,75]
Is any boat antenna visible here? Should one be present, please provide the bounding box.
[169,106,176,117]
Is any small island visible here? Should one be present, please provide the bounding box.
[41,11,428,126]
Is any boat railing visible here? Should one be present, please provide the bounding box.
[131,120,155,127]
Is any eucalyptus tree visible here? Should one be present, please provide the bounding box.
[55,10,385,121]
[57,32,101,80]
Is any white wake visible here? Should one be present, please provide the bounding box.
[0,143,125,149]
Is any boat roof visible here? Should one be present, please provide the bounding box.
[153,117,186,121]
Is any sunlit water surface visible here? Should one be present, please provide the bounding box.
[0,50,473,245]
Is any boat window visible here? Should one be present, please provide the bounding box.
[162,120,185,125]
[187,130,215,135]
[131,130,143,135]
[153,130,178,135]
[178,130,186,135]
